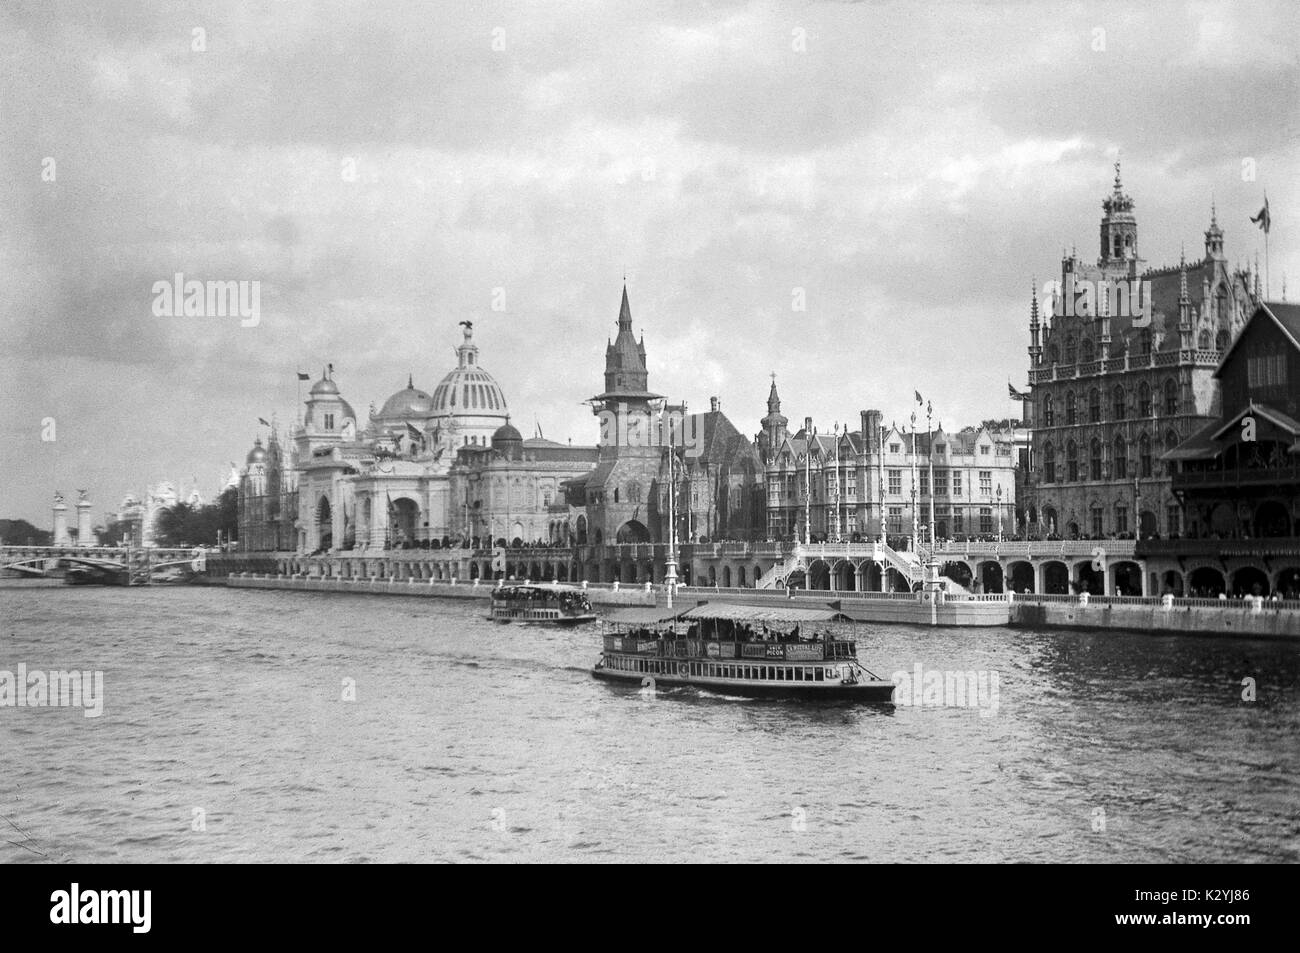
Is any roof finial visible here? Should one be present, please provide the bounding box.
[1210,195,1217,227]
[408,372,413,389]
[1113,159,1122,191]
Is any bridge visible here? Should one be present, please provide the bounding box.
[0,545,208,585]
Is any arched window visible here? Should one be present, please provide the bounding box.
[1215,330,1228,350]
[1065,335,1078,364]
[1090,438,1103,480]
[1138,381,1152,417]
[1163,379,1178,416]
[1066,441,1079,482]
[1043,443,1056,483]
[1088,388,1101,423]
[1114,435,1128,480]
[1081,338,1095,363]
[1198,329,1211,349]
[1139,432,1152,477]
[1112,385,1126,420]
[1066,391,1077,425]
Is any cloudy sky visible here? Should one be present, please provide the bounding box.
[2,0,1296,526]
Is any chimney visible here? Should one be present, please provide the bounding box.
[710,396,719,413]
[860,410,869,438]
[804,416,813,435]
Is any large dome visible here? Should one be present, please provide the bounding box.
[246,437,267,464]
[378,376,435,418]
[431,366,509,416]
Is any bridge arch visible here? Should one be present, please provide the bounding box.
[1187,565,1226,597]
[1110,560,1143,596]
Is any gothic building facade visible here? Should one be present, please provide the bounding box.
[1022,164,1262,540]
[757,382,1018,544]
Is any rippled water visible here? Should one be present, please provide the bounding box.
[1,584,1297,863]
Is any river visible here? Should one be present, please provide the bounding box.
[1,584,1296,863]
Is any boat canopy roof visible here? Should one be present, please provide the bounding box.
[496,583,586,593]
[603,607,687,625]
[679,603,849,623]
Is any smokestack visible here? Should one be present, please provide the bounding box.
[710,396,719,413]
[860,410,869,438]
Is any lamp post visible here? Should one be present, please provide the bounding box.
[878,423,886,546]
[909,411,918,552]
[831,422,841,542]
[996,484,1004,542]
[656,400,679,606]
[926,401,935,547]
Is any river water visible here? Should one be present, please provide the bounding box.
[1,584,1296,863]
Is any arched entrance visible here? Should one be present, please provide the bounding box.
[1007,561,1034,593]
[1111,560,1142,596]
[1253,500,1290,538]
[390,497,419,546]
[317,497,333,551]
[1139,510,1157,538]
[807,559,831,590]
[977,560,1003,594]
[1042,561,1069,594]
[1075,562,1102,595]
[1231,566,1270,597]
[616,520,650,543]
[1188,566,1226,597]
[940,561,972,589]
[576,515,588,545]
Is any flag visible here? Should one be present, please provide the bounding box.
[1008,382,1028,401]
[258,417,270,426]
[406,422,424,442]
[297,371,310,381]
[914,390,923,405]
[1251,196,1271,235]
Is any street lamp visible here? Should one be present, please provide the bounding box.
[996,484,1003,542]
[655,399,679,606]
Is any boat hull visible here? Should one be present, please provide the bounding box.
[489,607,597,624]
[592,664,895,702]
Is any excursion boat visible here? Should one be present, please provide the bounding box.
[489,582,597,624]
[592,602,896,702]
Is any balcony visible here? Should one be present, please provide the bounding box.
[1173,464,1300,490]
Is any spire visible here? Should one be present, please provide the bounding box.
[408,372,413,389]
[618,284,632,331]
[1113,159,1122,192]
[1029,280,1040,326]
[767,373,781,413]
[1179,247,1188,302]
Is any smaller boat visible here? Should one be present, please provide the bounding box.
[489,582,597,624]
[593,602,896,702]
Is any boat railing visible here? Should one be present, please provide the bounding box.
[602,634,856,660]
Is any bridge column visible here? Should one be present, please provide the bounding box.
[76,497,93,547]
[1034,561,1045,594]
[52,497,70,547]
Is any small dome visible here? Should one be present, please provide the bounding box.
[246,437,267,464]
[493,422,522,444]
[310,375,340,396]
[378,376,435,418]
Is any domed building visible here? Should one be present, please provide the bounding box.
[428,321,511,449]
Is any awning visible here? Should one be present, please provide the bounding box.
[603,607,686,625]
[1161,420,1221,462]
[679,603,847,622]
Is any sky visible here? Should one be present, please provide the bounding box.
[1,0,1297,526]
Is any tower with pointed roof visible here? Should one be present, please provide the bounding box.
[1099,161,1141,276]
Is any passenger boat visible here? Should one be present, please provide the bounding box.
[488,582,597,624]
[592,602,896,702]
